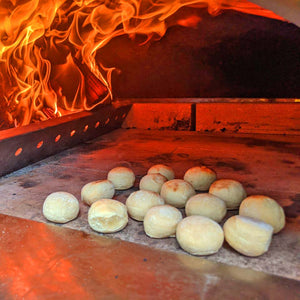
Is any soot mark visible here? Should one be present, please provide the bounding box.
[216,160,247,172]
[246,139,296,154]
[57,174,72,180]
[283,194,300,219]
[246,139,291,148]
[281,159,295,165]
[244,183,256,189]
[20,180,38,188]
[177,153,189,158]
[172,137,182,142]
[130,161,144,169]
[148,153,173,163]
[171,119,191,131]
[149,152,190,163]
[78,231,90,240]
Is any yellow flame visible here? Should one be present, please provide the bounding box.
[0,0,283,127]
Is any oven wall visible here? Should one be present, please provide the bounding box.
[97,7,300,99]
[122,101,300,135]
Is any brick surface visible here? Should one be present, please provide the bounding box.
[122,103,193,130]
[196,103,300,135]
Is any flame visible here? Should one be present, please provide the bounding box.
[0,0,284,128]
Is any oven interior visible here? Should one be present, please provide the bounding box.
[0,0,299,298]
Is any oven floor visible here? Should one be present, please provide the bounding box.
[0,129,299,280]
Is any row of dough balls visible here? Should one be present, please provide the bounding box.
[42,166,137,224]
[43,164,285,257]
[126,192,285,256]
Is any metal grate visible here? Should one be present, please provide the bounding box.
[0,104,131,177]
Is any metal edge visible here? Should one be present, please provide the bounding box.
[0,104,131,177]
[114,98,300,105]
[0,213,299,299]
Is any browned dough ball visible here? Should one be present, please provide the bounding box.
[160,179,196,208]
[209,179,247,209]
[107,167,135,190]
[184,166,217,191]
[126,190,164,221]
[185,193,226,223]
[239,195,285,233]
[147,164,175,180]
[139,173,168,193]
[144,205,182,238]
[81,180,115,205]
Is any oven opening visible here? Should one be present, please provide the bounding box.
[0,2,299,297]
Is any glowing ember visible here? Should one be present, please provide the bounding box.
[0,0,283,128]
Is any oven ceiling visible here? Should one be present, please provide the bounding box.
[249,0,300,26]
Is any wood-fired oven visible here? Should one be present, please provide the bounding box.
[0,0,299,298]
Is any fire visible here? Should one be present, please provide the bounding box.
[0,0,283,129]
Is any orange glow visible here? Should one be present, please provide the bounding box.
[37,141,44,148]
[0,0,284,128]
[55,134,61,142]
[0,225,91,298]
[15,147,23,156]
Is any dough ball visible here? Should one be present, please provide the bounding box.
[239,195,285,234]
[223,215,273,257]
[144,205,182,238]
[88,199,128,233]
[160,179,196,208]
[139,173,168,193]
[185,193,226,223]
[81,180,115,206]
[147,164,175,180]
[184,166,217,191]
[176,216,224,255]
[107,167,135,190]
[126,190,164,221]
[43,192,79,223]
[209,179,247,210]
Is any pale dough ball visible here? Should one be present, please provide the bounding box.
[139,173,168,193]
[176,216,224,255]
[185,193,226,223]
[126,190,165,221]
[144,205,182,238]
[43,192,79,223]
[239,195,285,234]
[184,166,217,191]
[81,180,115,206]
[107,167,135,190]
[209,179,247,210]
[223,215,273,257]
[147,164,175,180]
[88,199,128,233]
[160,179,196,208]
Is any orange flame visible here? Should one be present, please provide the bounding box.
[0,0,283,128]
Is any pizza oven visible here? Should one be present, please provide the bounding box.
[0,0,299,298]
